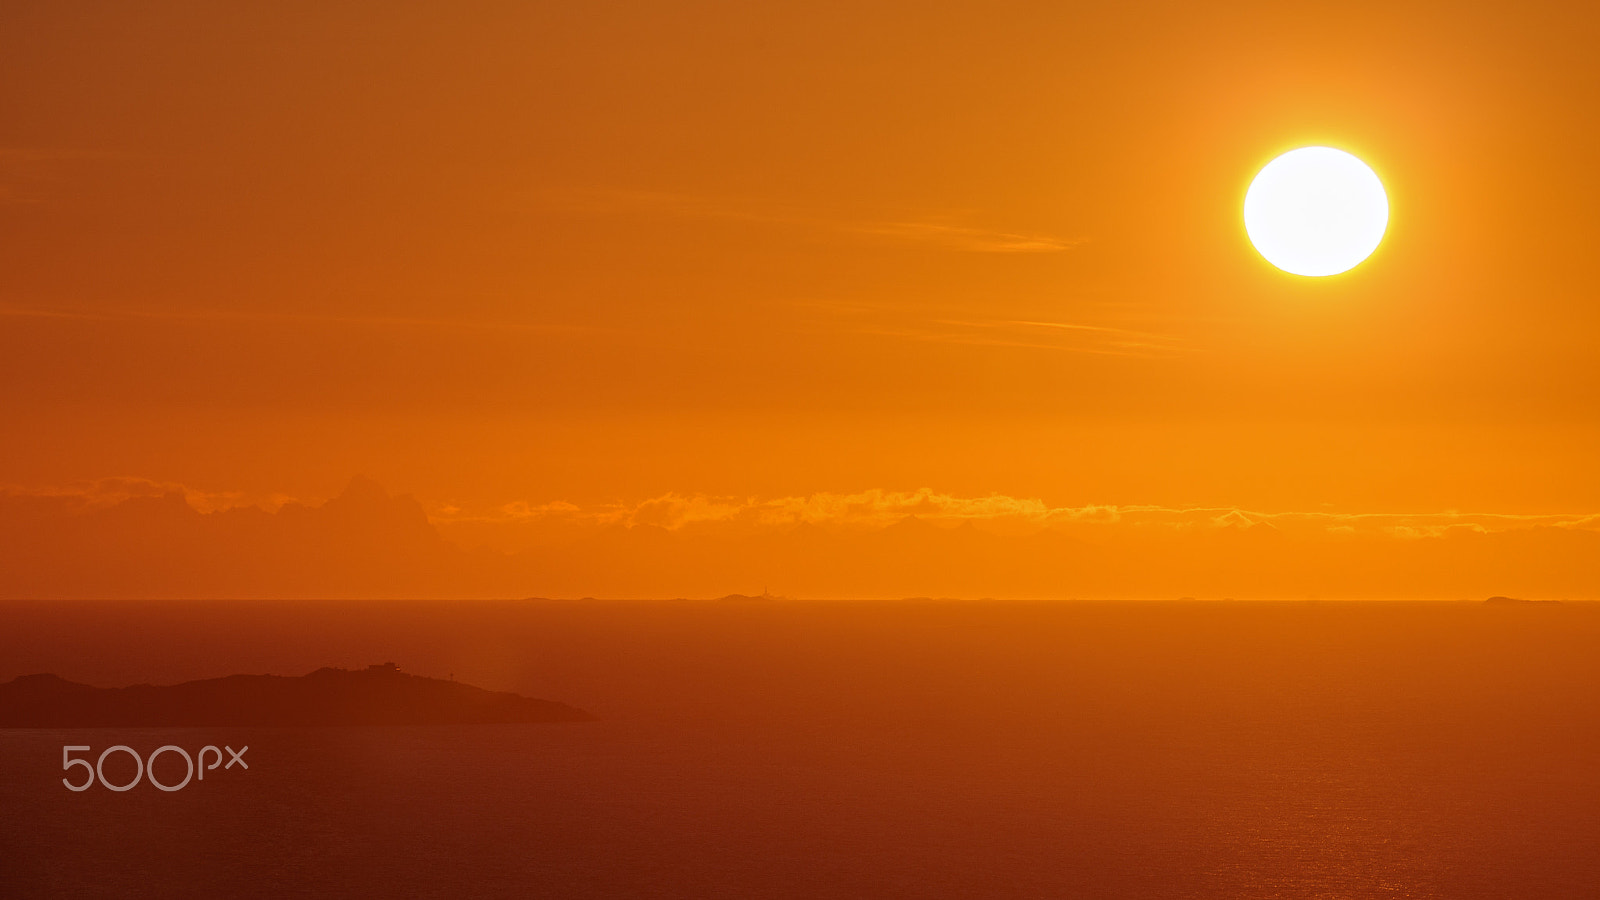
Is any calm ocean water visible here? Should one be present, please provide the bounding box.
[3,600,1599,898]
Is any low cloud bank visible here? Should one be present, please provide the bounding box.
[3,479,1598,600]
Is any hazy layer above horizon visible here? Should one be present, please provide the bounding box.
[5,2,1600,595]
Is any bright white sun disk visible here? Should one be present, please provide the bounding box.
[1244,147,1388,277]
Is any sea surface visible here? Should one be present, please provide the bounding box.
[2,599,1599,898]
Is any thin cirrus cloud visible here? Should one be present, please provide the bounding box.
[930,318,1184,356]
[801,308,1186,357]
[548,188,1081,254]
[847,221,1081,253]
[0,302,599,334]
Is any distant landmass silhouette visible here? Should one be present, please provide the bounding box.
[0,663,594,727]
[715,590,791,602]
[1485,595,1561,605]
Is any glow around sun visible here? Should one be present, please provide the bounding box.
[1244,147,1388,277]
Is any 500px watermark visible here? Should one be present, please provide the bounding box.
[61,744,248,792]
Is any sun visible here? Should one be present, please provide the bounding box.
[1243,146,1389,277]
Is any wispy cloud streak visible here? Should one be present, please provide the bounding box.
[0,303,595,334]
[550,188,1081,254]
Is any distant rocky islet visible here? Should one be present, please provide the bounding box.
[0,663,593,728]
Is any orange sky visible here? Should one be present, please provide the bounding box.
[4,1,1600,596]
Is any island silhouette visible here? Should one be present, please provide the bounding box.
[0,663,593,727]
